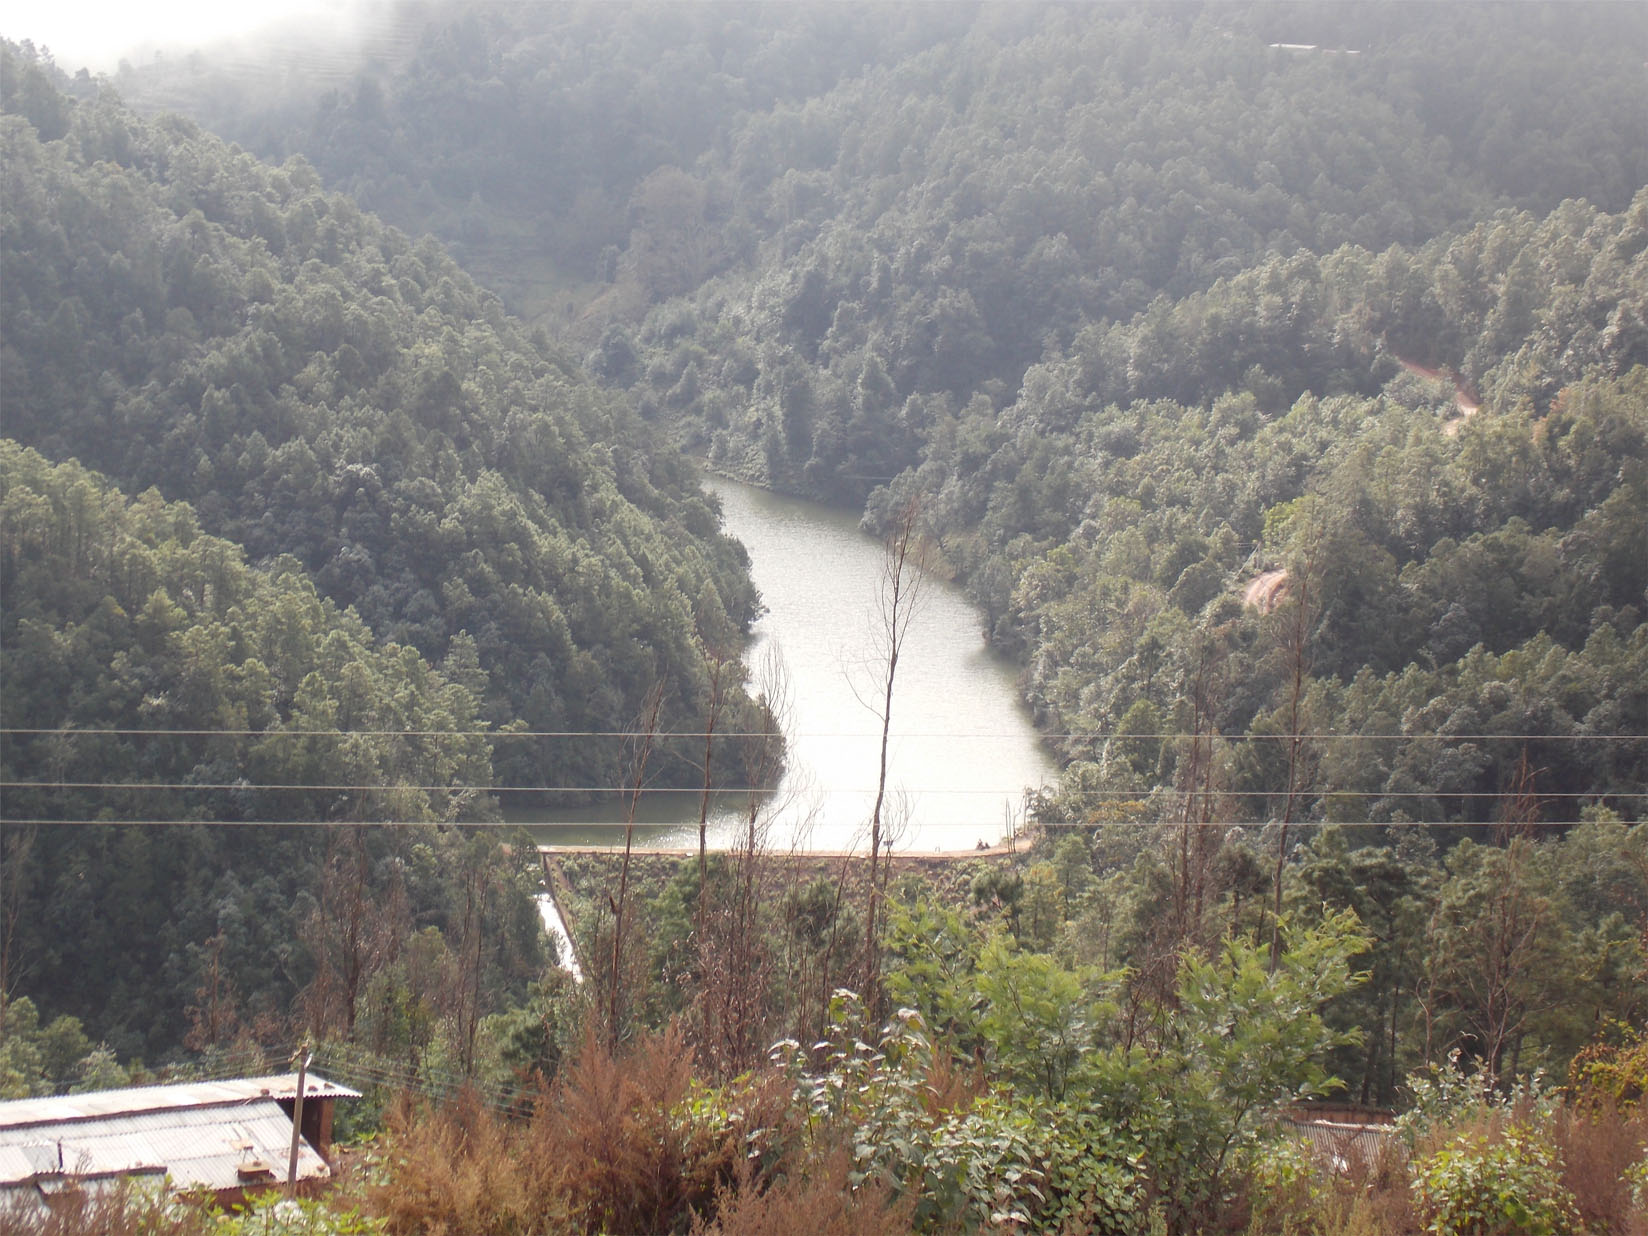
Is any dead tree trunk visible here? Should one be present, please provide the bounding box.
[862,497,929,1009]
[608,684,665,1050]
[696,650,731,945]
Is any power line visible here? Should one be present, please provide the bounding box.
[133,1040,533,1116]
[310,1046,526,1116]
[0,816,1619,831]
[4,726,1643,741]
[2,780,1638,800]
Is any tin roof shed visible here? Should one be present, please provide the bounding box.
[0,1073,360,1215]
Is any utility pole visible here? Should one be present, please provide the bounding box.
[286,1042,312,1192]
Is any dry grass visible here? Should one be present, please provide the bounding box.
[367,1021,782,1235]
[690,1148,916,1236]
[916,1045,990,1120]
[1552,1101,1648,1236]
[0,1185,208,1236]
[24,1050,1646,1236]
[371,1088,572,1235]
[1310,1142,1421,1236]
[534,1022,712,1234]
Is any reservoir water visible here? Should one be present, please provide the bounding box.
[527,476,1055,852]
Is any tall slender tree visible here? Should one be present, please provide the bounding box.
[694,645,732,946]
[861,497,930,1007]
[607,684,666,1049]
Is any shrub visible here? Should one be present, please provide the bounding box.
[1034,1105,1146,1235]
[1412,1126,1580,1236]
[774,992,1151,1233]
[1240,1134,1326,1236]
[210,1196,387,1235]
[0,1180,207,1236]
[1568,1019,1648,1112]
[0,1183,385,1236]
[776,993,1004,1229]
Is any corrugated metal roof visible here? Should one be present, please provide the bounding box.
[1284,1117,1396,1173]
[0,1100,331,1192]
[0,1073,359,1130]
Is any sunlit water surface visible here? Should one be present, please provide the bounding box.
[524,476,1055,852]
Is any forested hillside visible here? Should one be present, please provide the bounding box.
[907,204,1648,826]
[110,3,979,318]
[1,442,493,830]
[116,3,1645,345]
[0,43,765,1067]
[148,0,1648,826]
[1,42,763,796]
[596,6,1648,833]
[609,5,1644,498]
[2,4,1647,1231]
[0,443,555,1061]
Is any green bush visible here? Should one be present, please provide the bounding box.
[1034,1106,1146,1235]
[1412,1126,1579,1236]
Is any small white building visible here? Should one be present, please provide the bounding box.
[0,1073,359,1218]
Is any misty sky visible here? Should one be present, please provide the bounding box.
[2,0,350,73]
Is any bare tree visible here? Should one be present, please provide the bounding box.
[452,838,495,1076]
[859,497,931,1006]
[606,683,666,1049]
[1176,633,1227,946]
[1417,753,1558,1084]
[299,826,405,1041]
[1126,629,1231,1044]
[698,650,790,1074]
[184,932,241,1052]
[695,646,733,946]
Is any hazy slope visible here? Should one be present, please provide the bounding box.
[610,3,1645,501]
[1,43,762,793]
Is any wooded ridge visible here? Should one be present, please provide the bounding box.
[1,5,1645,1230]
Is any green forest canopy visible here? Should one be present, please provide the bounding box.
[0,7,1644,1183]
[99,1,1648,828]
[1,40,765,801]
